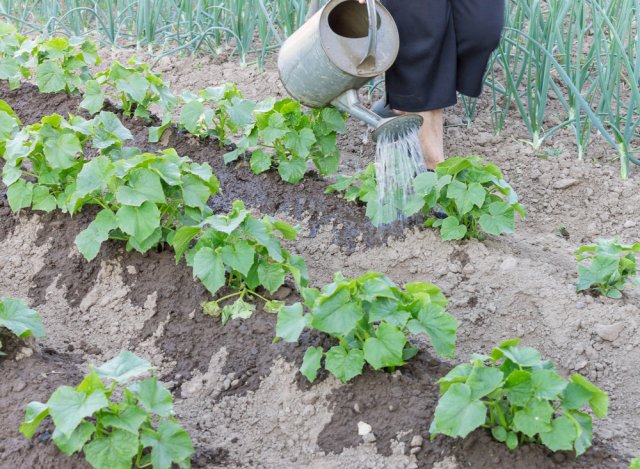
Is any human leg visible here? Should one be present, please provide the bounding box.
[451,0,505,98]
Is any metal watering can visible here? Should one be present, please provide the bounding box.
[278,0,423,141]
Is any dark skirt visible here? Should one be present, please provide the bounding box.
[381,0,505,112]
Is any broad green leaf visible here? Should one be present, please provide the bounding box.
[285,128,316,157]
[506,431,518,450]
[512,399,553,437]
[75,155,115,198]
[75,209,118,261]
[0,297,46,338]
[129,377,173,417]
[465,366,504,400]
[311,287,362,335]
[116,74,149,102]
[226,97,256,128]
[277,158,307,184]
[363,323,406,369]
[569,410,593,456]
[47,387,109,437]
[447,180,486,214]
[32,185,57,212]
[36,61,65,92]
[275,303,308,342]
[221,240,255,277]
[430,383,487,438]
[84,429,139,469]
[76,370,106,395]
[44,133,81,169]
[192,247,226,295]
[440,216,467,241]
[249,149,272,174]
[531,370,567,400]
[413,171,438,197]
[80,80,105,114]
[7,179,33,211]
[504,370,533,406]
[182,174,211,210]
[94,351,152,383]
[20,401,49,439]
[116,201,161,242]
[479,201,515,236]
[93,112,133,149]
[301,346,323,382]
[257,262,286,293]
[52,421,95,455]
[179,100,205,133]
[171,226,201,263]
[562,375,608,418]
[406,303,458,358]
[140,420,194,469]
[319,107,346,133]
[272,220,299,240]
[539,416,577,451]
[221,298,256,324]
[576,255,619,292]
[325,346,364,383]
[116,168,166,206]
[499,345,543,368]
[102,404,148,435]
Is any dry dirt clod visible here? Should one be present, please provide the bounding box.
[595,323,625,342]
[552,178,579,189]
[362,433,376,443]
[410,435,423,448]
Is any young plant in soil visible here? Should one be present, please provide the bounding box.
[174,200,309,323]
[274,272,458,383]
[430,339,608,456]
[21,351,193,469]
[575,239,640,298]
[0,22,33,89]
[407,156,527,240]
[81,59,176,120]
[0,297,46,355]
[2,111,133,215]
[226,98,346,184]
[177,83,270,148]
[0,23,99,94]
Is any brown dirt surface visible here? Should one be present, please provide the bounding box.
[1,52,639,469]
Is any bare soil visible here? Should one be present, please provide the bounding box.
[1,52,639,469]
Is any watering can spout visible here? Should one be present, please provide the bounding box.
[331,90,423,142]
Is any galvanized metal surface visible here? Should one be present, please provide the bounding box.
[278,0,419,140]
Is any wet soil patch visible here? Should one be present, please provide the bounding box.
[317,351,628,468]
[0,334,87,469]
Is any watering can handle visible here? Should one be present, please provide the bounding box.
[359,0,378,70]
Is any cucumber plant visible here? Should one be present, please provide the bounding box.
[0,23,99,93]
[226,99,346,184]
[575,239,640,298]
[0,22,32,89]
[32,36,100,94]
[176,83,268,148]
[81,59,176,120]
[430,339,608,456]
[406,157,527,240]
[2,111,133,214]
[21,351,193,469]
[273,272,458,383]
[325,163,402,226]
[174,200,309,323]
[0,297,46,355]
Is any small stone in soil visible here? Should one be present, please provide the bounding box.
[362,433,376,443]
[357,421,372,436]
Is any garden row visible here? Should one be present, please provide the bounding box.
[0,23,637,469]
[4,1,640,178]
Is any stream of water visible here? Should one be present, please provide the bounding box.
[373,126,426,225]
